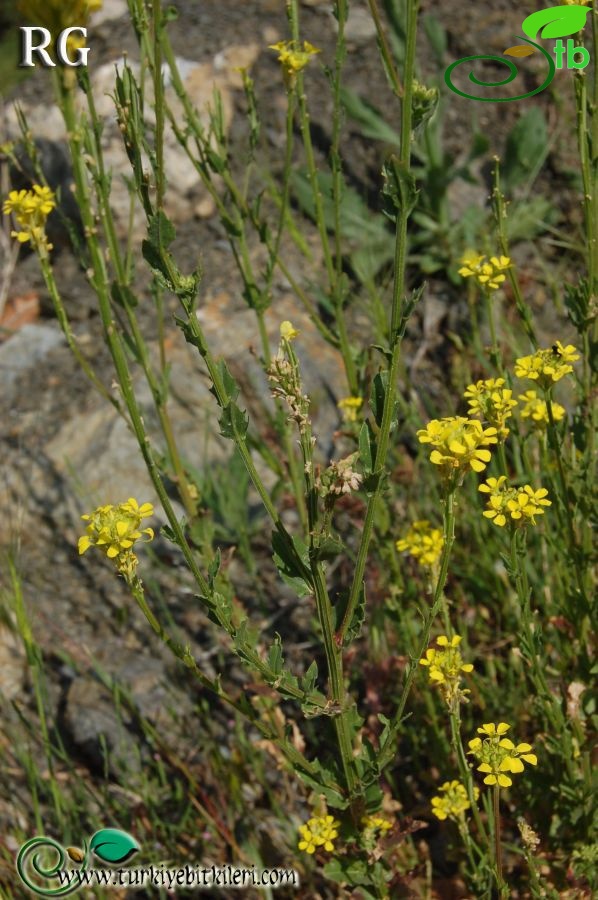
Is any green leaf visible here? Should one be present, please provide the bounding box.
[311,535,344,561]
[218,402,248,440]
[370,371,388,428]
[382,155,418,222]
[111,281,138,309]
[300,660,318,694]
[89,829,139,864]
[272,531,312,597]
[503,108,548,192]
[522,6,590,40]
[339,87,401,146]
[358,420,376,475]
[147,210,176,250]
[267,634,284,676]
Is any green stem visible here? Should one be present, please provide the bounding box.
[288,0,358,393]
[337,0,419,644]
[493,785,506,895]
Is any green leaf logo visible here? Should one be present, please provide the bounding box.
[89,829,139,864]
[522,5,590,41]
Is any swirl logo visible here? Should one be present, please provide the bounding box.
[16,829,139,896]
[445,5,592,102]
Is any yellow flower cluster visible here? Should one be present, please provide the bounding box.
[514,342,580,389]
[298,815,340,855]
[518,390,565,429]
[269,40,320,78]
[3,185,56,250]
[479,477,551,528]
[361,814,393,833]
[463,377,517,440]
[420,634,473,708]
[78,498,154,578]
[18,0,102,36]
[431,781,477,821]
[458,252,511,291]
[338,396,364,423]
[468,723,537,788]
[417,417,498,477]
[396,520,444,568]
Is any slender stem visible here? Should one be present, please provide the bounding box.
[337,0,420,643]
[493,785,505,893]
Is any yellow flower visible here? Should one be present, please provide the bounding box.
[417,417,497,479]
[514,343,580,389]
[3,185,56,250]
[468,723,537,788]
[420,635,473,709]
[361,814,393,832]
[338,396,364,423]
[479,477,551,528]
[17,0,102,37]
[297,815,340,855]
[518,390,565,429]
[269,40,320,78]
[396,520,444,568]
[458,252,511,291]
[280,320,299,341]
[78,498,154,577]
[463,377,517,439]
[431,781,478,821]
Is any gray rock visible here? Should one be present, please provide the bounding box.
[0,324,64,399]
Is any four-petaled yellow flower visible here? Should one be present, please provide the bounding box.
[338,396,364,423]
[3,185,56,250]
[518,390,565,429]
[280,320,299,341]
[417,417,498,478]
[468,722,537,788]
[514,342,580,389]
[479,476,551,528]
[420,635,473,708]
[78,498,154,578]
[298,815,340,855]
[463,377,518,439]
[431,781,478,821]
[458,252,511,291]
[269,40,320,78]
[396,520,444,568]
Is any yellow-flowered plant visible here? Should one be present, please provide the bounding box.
[468,723,537,788]
[297,815,340,855]
[417,417,498,480]
[431,780,478,821]
[514,342,580,389]
[280,320,299,341]
[463,377,518,439]
[419,634,473,708]
[338,396,364,423]
[458,252,511,291]
[361,814,393,833]
[3,185,56,251]
[269,40,320,80]
[396,520,444,568]
[78,498,154,578]
[479,477,551,528]
[518,390,565,429]
[18,0,102,37]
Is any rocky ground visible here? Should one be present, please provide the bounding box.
[0,0,584,895]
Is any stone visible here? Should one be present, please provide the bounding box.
[0,324,64,399]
